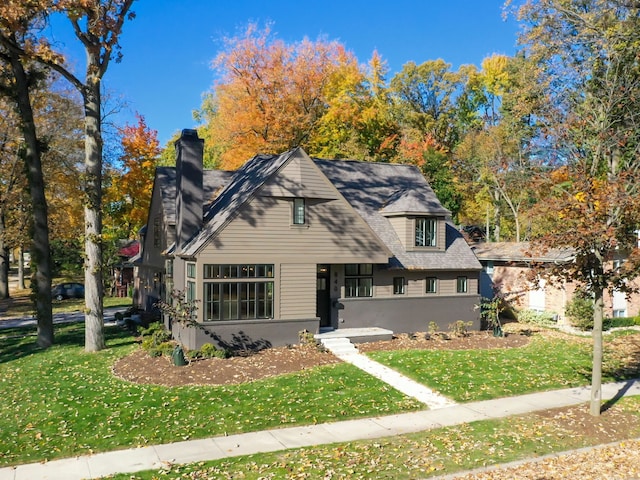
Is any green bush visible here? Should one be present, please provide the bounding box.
[565,296,594,330]
[148,341,175,358]
[517,309,557,327]
[200,342,228,359]
[604,316,640,330]
[140,323,173,356]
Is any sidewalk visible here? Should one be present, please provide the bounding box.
[0,307,127,330]
[1,379,638,480]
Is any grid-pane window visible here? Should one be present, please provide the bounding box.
[293,198,305,225]
[393,277,405,295]
[456,276,468,294]
[345,264,373,298]
[415,218,437,247]
[426,277,437,294]
[203,264,274,321]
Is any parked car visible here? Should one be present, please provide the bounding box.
[52,283,84,300]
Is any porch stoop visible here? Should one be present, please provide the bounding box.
[315,327,394,344]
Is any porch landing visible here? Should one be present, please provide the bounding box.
[315,327,393,344]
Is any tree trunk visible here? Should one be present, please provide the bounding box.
[8,47,54,348]
[0,210,9,299]
[590,287,604,416]
[18,246,25,289]
[83,78,105,352]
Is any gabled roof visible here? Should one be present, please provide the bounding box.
[155,148,481,271]
[472,242,575,264]
[380,188,451,216]
[313,159,480,271]
[180,149,297,256]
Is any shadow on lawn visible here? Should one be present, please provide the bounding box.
[0,323,136,364]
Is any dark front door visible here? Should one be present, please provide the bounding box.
[316,264,331,328]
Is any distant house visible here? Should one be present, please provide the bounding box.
[472,241,640,324]
[135,130,482,350]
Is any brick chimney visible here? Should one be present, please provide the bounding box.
[175,129,204,252]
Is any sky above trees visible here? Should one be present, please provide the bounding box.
[49,0,518,145]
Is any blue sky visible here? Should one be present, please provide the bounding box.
[52,1,520,146]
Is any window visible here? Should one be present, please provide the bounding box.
[203,264,274,321]
[186,281,196,302]
[456,276,468,294]
[187,263,196,278]
[426,277,437,294]
[293,198,305,225]
[613,309,627,318]
[393,277,405,295]
[415,218,437,247]
[345,264,373,298]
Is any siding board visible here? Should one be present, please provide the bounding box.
[279,264,316,319]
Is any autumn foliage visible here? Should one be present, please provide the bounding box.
[105,114,159,238]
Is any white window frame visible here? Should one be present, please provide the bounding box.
[415,218,437,247]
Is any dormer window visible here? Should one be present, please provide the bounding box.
[293,198,305,225]
[415,218,436,247]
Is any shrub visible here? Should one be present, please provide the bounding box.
[140,323,173,356]
[199,342,229,359]
[298,329,317,346]
[604,316,640,330]
[448,320,472,337]
[517,309,557,327]
[565,296,594,330]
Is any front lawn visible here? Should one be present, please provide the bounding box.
[0,323,421,467]
[367,333,639,402]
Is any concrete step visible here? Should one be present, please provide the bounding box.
[319,337,358,356]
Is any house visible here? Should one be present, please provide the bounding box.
[135,129,482,350]
[472,241,640,324]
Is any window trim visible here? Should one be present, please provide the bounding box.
[415,217,437,247]
[456,276,468,294]
[202,264,275,322]
[393,277,405,295]
[292,198,306,225]
[345,264,373,298]
[426,276,438,294]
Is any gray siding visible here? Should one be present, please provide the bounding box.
[360,269,479,299]
[197,196,389,264]
[279,263,316,320]
[260,154,339,200]
[387,216,447,252]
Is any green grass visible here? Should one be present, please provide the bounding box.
[366,336,620,402]
[106,397,640,479]
[0,323,421,467]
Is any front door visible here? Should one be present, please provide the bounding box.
[316,264,331,328]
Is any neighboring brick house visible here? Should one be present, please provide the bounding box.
[135,130,482,350]
[472,241,640,325]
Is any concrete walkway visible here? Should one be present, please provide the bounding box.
[319,335,457,409]
[1,379,639,480]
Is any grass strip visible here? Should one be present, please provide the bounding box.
[104,396,640,479]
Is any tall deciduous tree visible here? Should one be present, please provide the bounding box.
[0,12,55,346]
[511,0,640,415]
[0,0,135,351]
[200,23,366,169]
